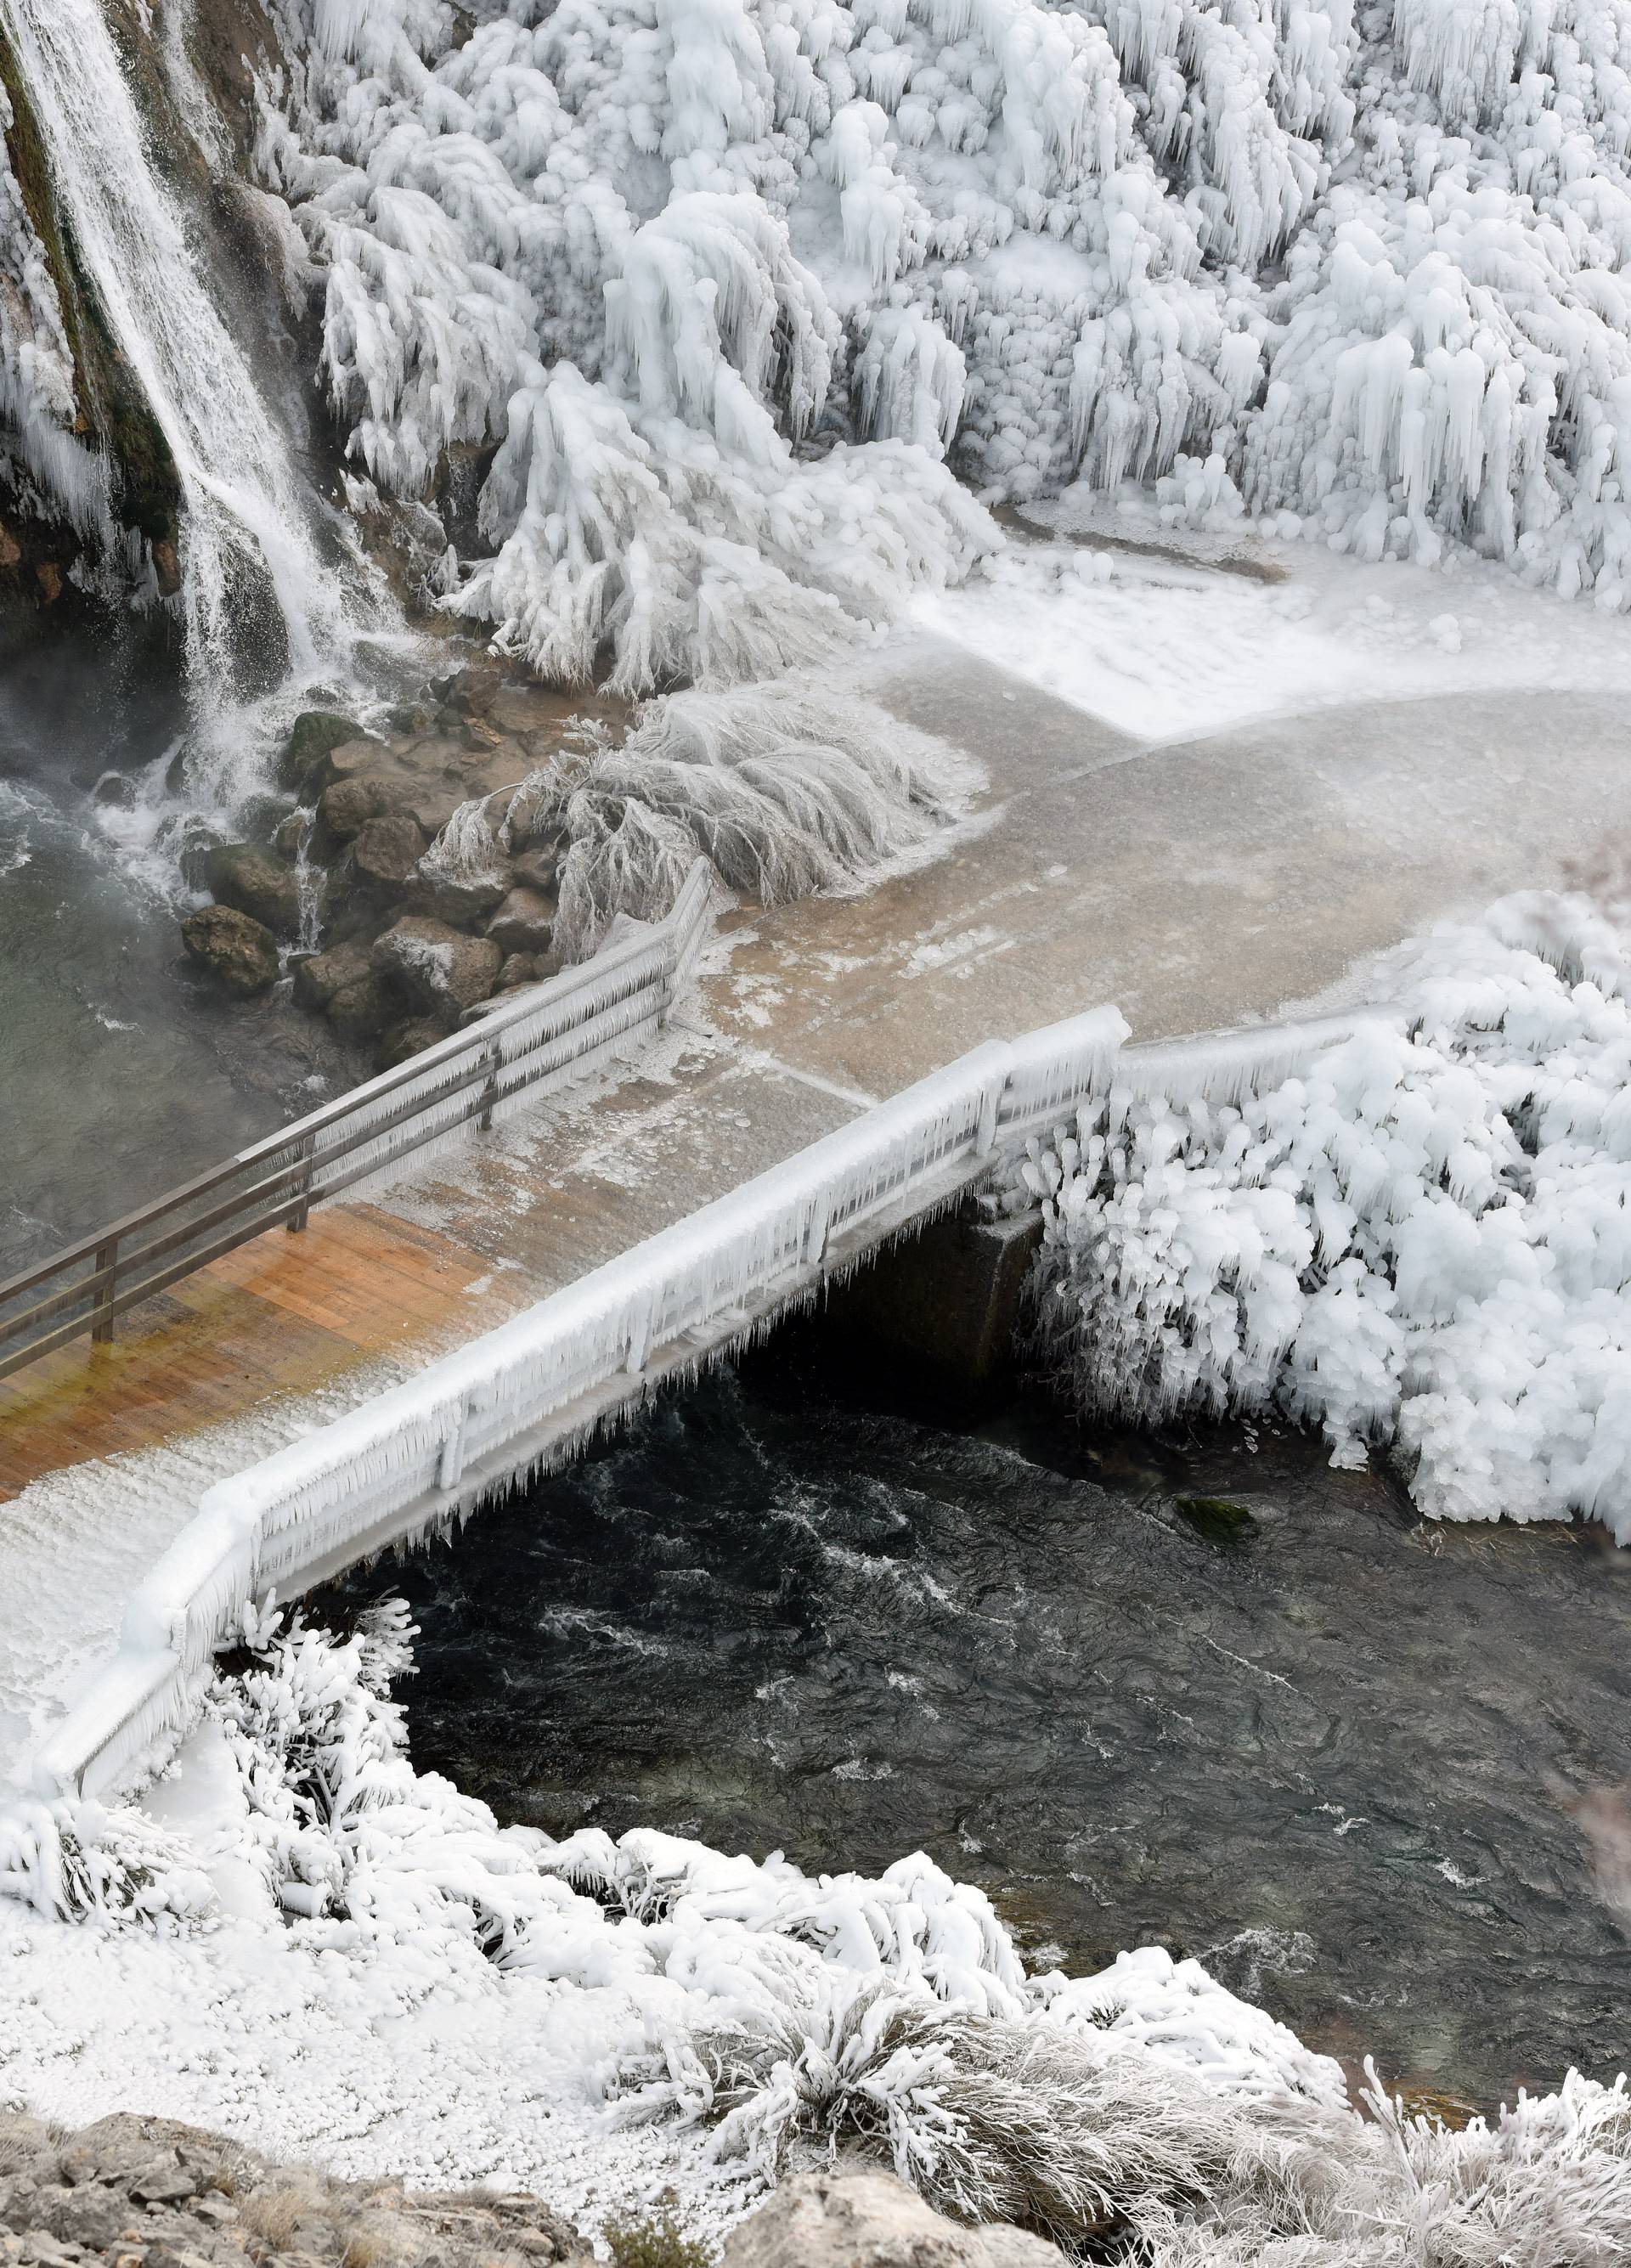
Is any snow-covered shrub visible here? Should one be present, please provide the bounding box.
[1014,892,1631,1536]
[0,1795,210,1927]
[627,1976,1631,2260]
[424,674,947,956]
[618,1973,1321,2242]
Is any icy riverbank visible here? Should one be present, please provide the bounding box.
[2,1605,1628,2260]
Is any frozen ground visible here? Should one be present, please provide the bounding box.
[908,511,1631,742]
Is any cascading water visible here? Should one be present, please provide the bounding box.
[0,0,385,755]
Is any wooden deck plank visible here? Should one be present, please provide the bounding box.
[0,1191,534,1500]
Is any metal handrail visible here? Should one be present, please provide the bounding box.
[0,862,714,1384]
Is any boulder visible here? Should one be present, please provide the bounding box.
[404,869,509,930]
[325,736,394,783]
[509,845,562,894]
[316,774,398,843]
[372,916,502,1019]
[497,952,542,990]
[485,885,556,957]
[291,939,372,1014]
[181,906,279,996]
[719,2171,1068,2268]
[29,2184,136,2249]
[376,1017,448,1070]
[351,814,426,891]
[204,843,302,939]
[279,711,362,795]
[404,787,466,838]
[326,973,394,1043]
[273,810,311,862]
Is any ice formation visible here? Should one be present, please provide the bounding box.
[5,1605,1630,2260]
[1013,892,1631,1537]
[224,0,1631,685]
[0,86,116,550]
[426,674,952,957]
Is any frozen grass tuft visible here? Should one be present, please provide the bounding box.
[423,676,951,959]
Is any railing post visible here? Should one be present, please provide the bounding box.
[977,1082,1001,1156]
[437,1400,467,1492]
[803,1197,829,1268]
[286,1134,316,1234]
[478,1040,503,1132]
[91,1238,117,1345]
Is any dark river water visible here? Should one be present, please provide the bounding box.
[0,612,359,1272]
[323,1329,1631,2118]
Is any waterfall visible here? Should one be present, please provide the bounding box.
[0,0,376,722]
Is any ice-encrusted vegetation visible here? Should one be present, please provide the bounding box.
[1013,892,1631,1538]
[0,88,116,550]
[422,674,953,956]
[235,0,1631,696]
[5,1605,1629,2260]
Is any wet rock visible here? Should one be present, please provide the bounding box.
[351,815,426,892]
[273,810,311,863]
[155,814,227,894]
[404,787,466,839]
[404,869,508,930]
[204,843,302,939]
[497,952,542,990]
[324,736,393,786]
[291,939,372,1014]
[182,906,279,996]
[719,2169,1068,2268]
[327,973,394,1043]
[315,774,397,843]
[279,712,361,796]
[485,885,556,957]
[373,916,502,1020]
[376,1017,448,1070]
[509,845,562,894]
[93,770,138,809]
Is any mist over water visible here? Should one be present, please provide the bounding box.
[0,614,358,1272]
[324,1335,1631,2116]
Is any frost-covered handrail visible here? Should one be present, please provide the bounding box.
[28,999,1397,1808]
[0,862,716,1379]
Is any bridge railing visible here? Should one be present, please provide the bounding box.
[26,998,1399,1809]
[0,861,715,1383]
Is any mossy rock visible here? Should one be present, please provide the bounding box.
[1176,1496,1258,1549]
[279,710,364,794]
[181,904,278,995]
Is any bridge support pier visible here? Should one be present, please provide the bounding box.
[822,1204,1044,1400]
